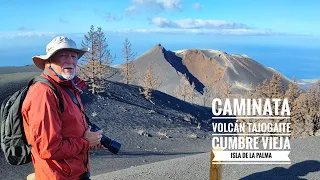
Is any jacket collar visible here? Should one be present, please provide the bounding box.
[43,66,87,91]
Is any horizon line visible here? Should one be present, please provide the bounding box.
[0,30,318,39]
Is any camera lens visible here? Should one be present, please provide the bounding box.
[90,123,121,154]
[108,140,121,154]
[100,134,121,154]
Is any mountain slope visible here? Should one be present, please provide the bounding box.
[176,49,290,93]
[0,79,214,180]
[125,44,183,95]
[128,45,290,98]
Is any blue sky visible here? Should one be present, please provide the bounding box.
[1,0,319,36]
[0,0,319,79]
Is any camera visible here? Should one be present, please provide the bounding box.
[90,123,121,154]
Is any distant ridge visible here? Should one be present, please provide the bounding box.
[0,64,41,74]
[128,44,290,97]
[0,44,293,101]
[128,44,184,95]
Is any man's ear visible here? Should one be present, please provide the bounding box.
[45,58,52,68]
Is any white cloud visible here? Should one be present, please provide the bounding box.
[125,5,139,16]
[192,2,204,10]
[17,26,34,31]
[137,17,291,35]
[104,12,122,22]
[0,32,58,39]
[150,17,176,28]
[159,0,182,10]
[131,0,182,11]
[150,17,251,29]
[94,9,122,22]
[115,28,287,36]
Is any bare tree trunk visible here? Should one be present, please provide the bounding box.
[122,38,136,84]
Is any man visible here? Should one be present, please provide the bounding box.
[22,36,103,180]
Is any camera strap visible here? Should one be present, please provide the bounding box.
[63,87,79,106]
[61,87,93,170]
[62,87,93,126]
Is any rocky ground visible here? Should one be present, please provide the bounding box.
[0,69,318,180]
[92,136,320,180]
[0,79,215,179]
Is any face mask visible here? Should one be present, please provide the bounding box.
[49,66,75,81]
[61,71,75,80]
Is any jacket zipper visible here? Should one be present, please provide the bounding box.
[74,90,89,171]
[65,88,89,171]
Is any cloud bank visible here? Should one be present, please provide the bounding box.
[192,2,204,11]
[115,28,284,35]
[0,32,58,39]
[125,0,182,16]
[150,17,251,29]
[125,5,139,16]
[95,8,122,22]
[17,27,35,31]
[132,0,182,11]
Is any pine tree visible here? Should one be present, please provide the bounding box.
[79,25,96,82]
[255,80,270,99]
[96,27,116,79]
[285,76,302,107]
[314,81,320,134]
[291,92,314,137]
[189,82,196,103]
[174,74,190,102]
[222,80,232,99]
[246,74,287,136]
[286,80,320,138]
[79,25,115,94]
[269,73,285,99]
[94,27,116,93]
[307,80,320,135]
[285,76,302,135]
[268,74,286,124]
[122,38,136,84]
[202,87,212,106]
[139,63,160,102]
[209,79,220,101]
[291,93,307,137]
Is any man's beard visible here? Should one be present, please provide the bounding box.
[61,70,76,80]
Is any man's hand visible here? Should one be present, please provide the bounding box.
[84,127,103,148]
[90,144,105,150]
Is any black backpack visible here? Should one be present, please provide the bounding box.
[0,76,64,165]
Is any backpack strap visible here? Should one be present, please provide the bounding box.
[29,76,64,113]
[63,87,79,106]
[62,87,92,125]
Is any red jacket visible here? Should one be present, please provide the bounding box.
[22,67,90,180]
